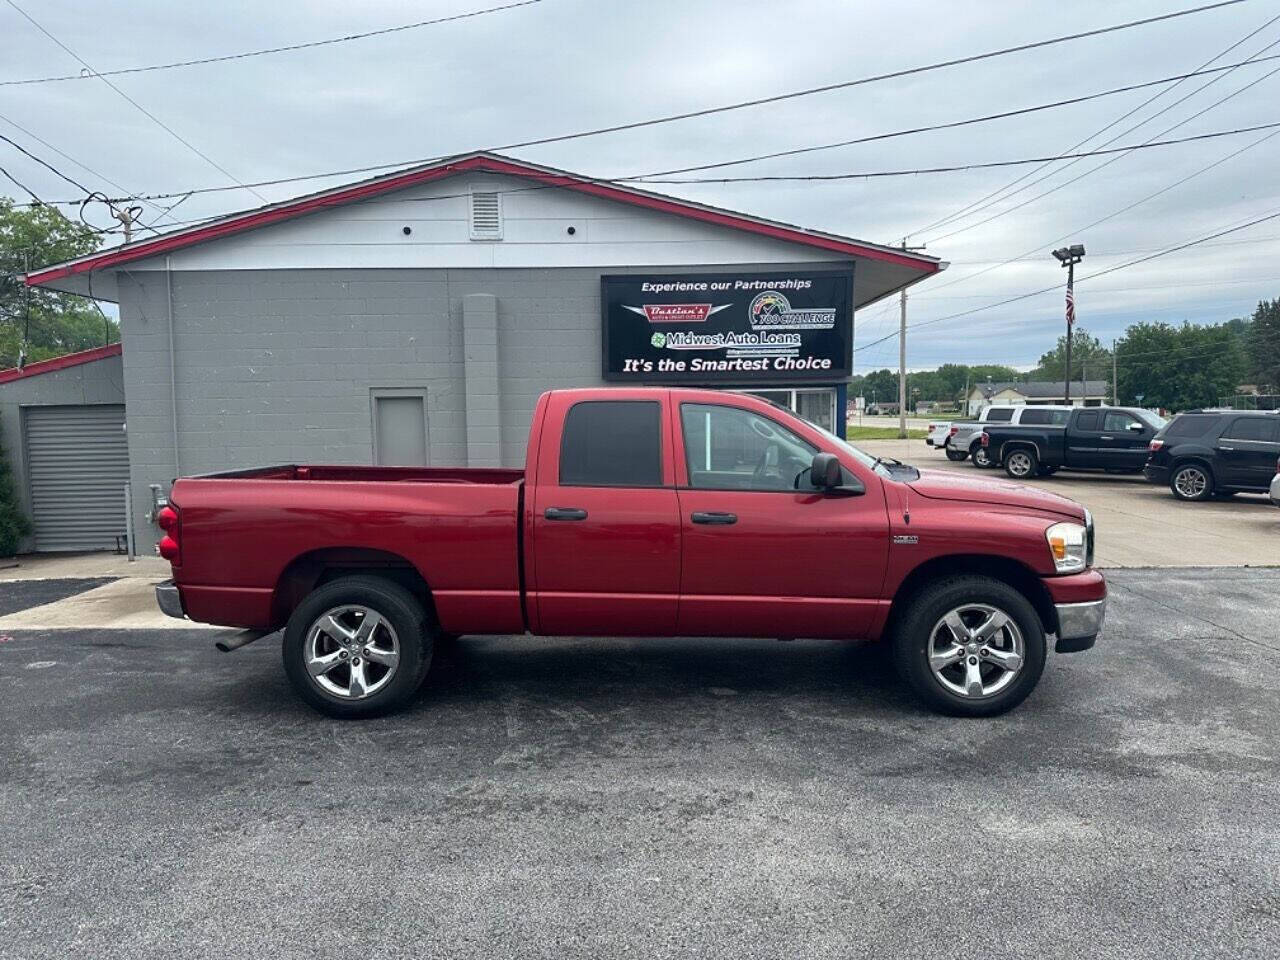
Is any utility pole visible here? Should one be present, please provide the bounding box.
[897,238,927,438]
[1112,339,1118,405]
[898,287,908,437]
[110,203,144,244]
[1052,245,1086,405]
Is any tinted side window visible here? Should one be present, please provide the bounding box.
[985,408,1014,422]
[681,403,817,491]
[1019,408,1059,425]
[1048,410,1071,426]
[1075,411,1100,431]
[1162,414,1217,439]
[1103,411,1140,432]
[1222,417,1280,442]
[559,401,662,487]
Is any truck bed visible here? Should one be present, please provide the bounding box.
[190,464,526,485]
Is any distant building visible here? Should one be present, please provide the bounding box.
[967,380,1109,416]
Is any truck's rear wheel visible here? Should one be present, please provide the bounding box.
[971,443,993,468]
[945,446,968,462]
[892,576,1046,717]
[283,575,433,718]
[1004,448,1039,479]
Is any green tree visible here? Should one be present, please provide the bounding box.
[0,420,30,555]
[1030,328,1112,384]
[1245,298,1280,391]
[1115,321,1245,411]
[1,198,113,369]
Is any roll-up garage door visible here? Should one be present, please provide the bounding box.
[24,404,129,552]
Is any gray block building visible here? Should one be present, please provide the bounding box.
[21,152,941,551]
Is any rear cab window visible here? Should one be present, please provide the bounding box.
[559,400,663,487]
[984,408,1015,422]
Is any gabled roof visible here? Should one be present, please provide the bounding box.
[979,380,1110,398]
[24,151,942,291]
[0,342,121,385]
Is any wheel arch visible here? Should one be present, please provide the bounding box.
[1170,455,1216,482]
[883,554,1057,640]
[271,546,435,630]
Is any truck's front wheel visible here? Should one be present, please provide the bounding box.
[282,576,433,718]
[892,577,1046,717]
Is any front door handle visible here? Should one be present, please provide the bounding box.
[1218,445,1235,452]
[1099,435,1114,441]
[691,511,737,525]
[544,507,588,521]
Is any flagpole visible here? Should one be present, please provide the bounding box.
[1052,245,1086,406]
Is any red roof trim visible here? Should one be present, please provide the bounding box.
[0,342,122,384]
[25,155,940,286]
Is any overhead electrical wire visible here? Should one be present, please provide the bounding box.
[853,204,1280,352]
[924,36,1280,245]
[0,0,547,87]
[3,0,270,205]
[635,54,1280,180]
[0,0,1248,205]
[912,9,1280,238]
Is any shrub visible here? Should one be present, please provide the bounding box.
[0,421,31,556]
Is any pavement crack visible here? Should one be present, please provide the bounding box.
[1108,578,1280,660]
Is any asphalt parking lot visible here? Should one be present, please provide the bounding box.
[3,567,1279,958]
[861,438,1280,567]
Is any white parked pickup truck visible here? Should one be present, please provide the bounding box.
[945,405,1073,466]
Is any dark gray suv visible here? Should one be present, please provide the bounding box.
[1144,410,1280,500]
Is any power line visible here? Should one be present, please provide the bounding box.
[854,203,1280,351]
[0,130,93,195]
[925,32,1280,244]
[1,0,1249,205]
[0,0,547,87]
[16,115,1278,214]
[0,164,40,203]
[630,121,1280,182]
[912,9,1280,238]
[4,0,269,205]
[638,54,1280,181]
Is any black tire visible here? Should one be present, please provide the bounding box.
[1004,446,1039,480]
[891,576,1047,717]
[1169,462,1213,501]
[945,447,968,462]
[971,443,994,469]
[282,575,433,718]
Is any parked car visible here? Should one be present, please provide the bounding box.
[154,387,1106,719]
[982,406,1167,480]
[1144,410,1280,501]
[949,405,1074,467]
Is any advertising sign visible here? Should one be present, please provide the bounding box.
[602,271,853,383]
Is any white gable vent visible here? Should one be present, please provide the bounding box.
[469,187,503,240]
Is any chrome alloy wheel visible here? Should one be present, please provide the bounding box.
[1173,466,1208,499]
[1005,451,1034,478]
[972,446,991,468]
[304,605,401,699]
[927,604,1025,699]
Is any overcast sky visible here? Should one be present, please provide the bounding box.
[2,0,1277,371]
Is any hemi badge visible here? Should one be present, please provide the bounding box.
[891,535,919,545]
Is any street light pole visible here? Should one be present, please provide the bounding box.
[1052,245,1086,405]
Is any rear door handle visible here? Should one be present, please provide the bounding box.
[691,511,737,525]
[1099,435,1114,441]
[544,507,588,521]
[1218,445,1235,452]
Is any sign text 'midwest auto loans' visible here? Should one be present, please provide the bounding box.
[601,270,853,383]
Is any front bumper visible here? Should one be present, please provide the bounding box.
[1054,598,1106,652]
[155,579,186,619]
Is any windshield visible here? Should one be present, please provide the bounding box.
[1134,409,1168,430]
[756,396,898,477]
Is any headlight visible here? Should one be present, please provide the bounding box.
[1046,521,1088,573]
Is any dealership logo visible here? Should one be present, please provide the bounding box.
[748,290,838,330]
[623,303,732,324]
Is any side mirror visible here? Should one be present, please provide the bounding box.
[1127,421,1144,432]
[810,452,842,490]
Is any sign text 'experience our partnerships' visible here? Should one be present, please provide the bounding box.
[601,271,853,383]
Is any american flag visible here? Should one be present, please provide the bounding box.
[1065,284,1075,329]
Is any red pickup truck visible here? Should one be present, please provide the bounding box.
[155,387,1105,718]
